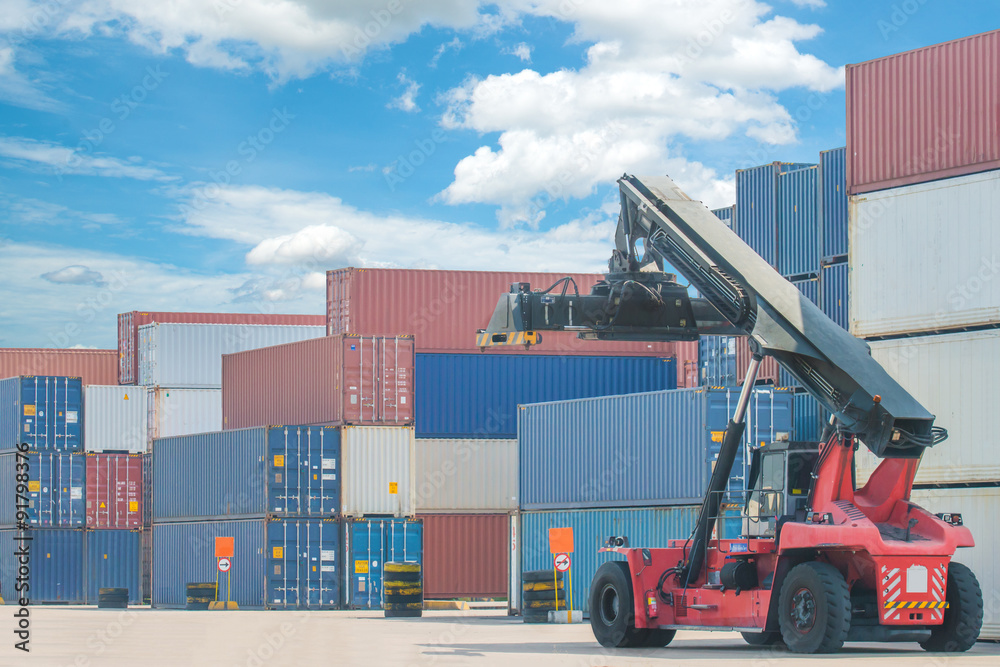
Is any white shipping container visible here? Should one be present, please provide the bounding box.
[909,487,1000,641]
[84,385,148,453]
[414,439,517,512]
[341,426,415,517]
[137,322,324,387]
[856,331,1000,485]
[147,388,222,445]
[849,170,1000,338]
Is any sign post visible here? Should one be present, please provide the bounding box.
[213,537,236,610]
[548,528,575,616]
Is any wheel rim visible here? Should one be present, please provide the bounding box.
[789,587,817,633]
[599,583,620,626]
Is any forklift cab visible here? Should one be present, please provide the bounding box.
[744,441,821,538]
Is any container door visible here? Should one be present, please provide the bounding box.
[298,520,339,609]
[267,519,298,608]
[306,428,339,516]
[33,529,85,603]
[31,453,84,527]
[341,338,377,424]
[383,519,422,604]
[379,337,413,425]
[21,377,82,452]
[348,520,383,608]
[85,530,141,604]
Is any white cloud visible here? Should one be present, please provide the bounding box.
[41,265,107,286]
[0,136,176,181]
[388,71,420,113]
[505,42,531,62]
[430,36,463,67]
[790,0,826,8]
[0,46,66,113]
[246,224,362,267]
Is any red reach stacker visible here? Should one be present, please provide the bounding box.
[478,175,983,653]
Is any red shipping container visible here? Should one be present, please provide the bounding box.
[326,268,675,357]
[420,514,508,599]
[735,337,780,386]
[0,348,117,386]
[674,341,700,388]
[86,453,143,529]
[847,29,1000,194]
[221,335,413,430]
[117,311,325,384]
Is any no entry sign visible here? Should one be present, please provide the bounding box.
[554,553,571,573]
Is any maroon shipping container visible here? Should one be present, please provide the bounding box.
[117,311,325,384]
[420,514,508,599]
[0,348,117,385]
[221,335,414,430]
[674,341,700,388]
[326,268,675,357]
[735,337,780,386]
[846,29,1000,194]
[86,453,143,529]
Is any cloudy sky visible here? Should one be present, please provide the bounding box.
[0,0,995,348]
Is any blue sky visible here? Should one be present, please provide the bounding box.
[0,0,996,348]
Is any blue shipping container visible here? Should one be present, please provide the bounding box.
[153,426,340,522]
[0,453,86,527]
[778,278,821,388]
[793,392,827,442]
[0,528,85,603]
[777,166,821,278]
[152,518,340,609]
[820,147,848,261]
[85,529,141,604]
[735,162,813,267]
[520,507,700,613]
[710,205,735,228]
[0,376,83,452]
[821,261,849,331]
[518,387,794,510]
[415,354,676,439]
[698,336,736,387]
[344,518,422,609]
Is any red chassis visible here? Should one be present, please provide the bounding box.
[597,433,977,650]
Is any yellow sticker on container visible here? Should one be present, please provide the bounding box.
[274,455,284,467]
[355,560,369,574]
[710,431,725,443]
[23,405,36,417]
[129,501,138,512]
[389,482,398,495]
[273,547,284,559]
[28,481,40,493]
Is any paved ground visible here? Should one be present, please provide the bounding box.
[4,607,998,666]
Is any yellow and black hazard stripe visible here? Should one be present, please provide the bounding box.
[884,601,949,610]
[476,331,541,347]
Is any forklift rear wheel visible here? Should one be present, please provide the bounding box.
[640,629,677,647]
[778,562,850,653]
[919,562,983,652]
[589,561,651,648]
[741,631,782,646]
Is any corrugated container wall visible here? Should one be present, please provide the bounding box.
[674,341,700,388]
[152,518,341,609]
[147,388,222,445]
[0,348,117,386]
[420,514,508,599]
[0,452,85,527]
[415,354,676,439]
[734,162,814,267]
[137,322,325,388]
[0,528,84,603]
[222,335,414,430]
[414,439,517,512]
[86,453,143,529]
[821,262,849,331]
[518,387,793,510]
[779,278,820,387]
[699,336,736,387]
[520,507,699,613]
[710,205,735,227]
[735,338,780,385]
[909,487,1000,640]
[855,330,1000,485]
[118,311,325,384]
[846,29,1000,194]
[0,376,82,452]
[344,518,422,609]
[325,268,675,357]
[341,426,415,517]
[84,385,148,453]
[777,166,820,277]
[86,529,141,604]
[153,426,340,522]
[820,147,848,260]
[793,393,825,442]
[849,170,1000,337]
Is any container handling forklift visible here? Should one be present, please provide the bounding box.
[478,175,983,653]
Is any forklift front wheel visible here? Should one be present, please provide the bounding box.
[778,562,851,653]
[741,631,782,646]
[589,561,652,648]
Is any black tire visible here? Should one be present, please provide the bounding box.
[920,562,983,652]
[640,629,676,647]
[741,631,782,646]
[385,572,422,584]
[524,599,566,610]
[778,562,850,654]
[523,589,567,603]
[589,561,650,648]
[523,570,562,583]
[523,580,564,592]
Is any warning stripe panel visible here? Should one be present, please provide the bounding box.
[884,601,949,610]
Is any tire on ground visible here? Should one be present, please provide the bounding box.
[919,562,983,652]
[588,561,650,648]
[523,570,563,584]
[777,562,850,654]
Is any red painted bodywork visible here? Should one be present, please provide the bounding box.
[604,433,975,632]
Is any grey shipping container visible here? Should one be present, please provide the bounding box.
[414,439,518,512]
[153,426,340,522]
[518,387,794,510]
[152,518,341,609]
[0,375,82,452]
[137,322,325,388]
[84,385,148,453]
[147,387,222,445]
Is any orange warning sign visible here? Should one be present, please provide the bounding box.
[215,536,234,558]
[548,527,574,554]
